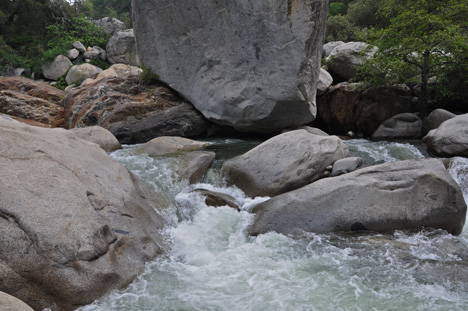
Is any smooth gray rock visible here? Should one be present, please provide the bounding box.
[222,129,349,197]
[422,109,456,136]
[249,159,466,236]
[423,113,468,157]
[331,157,363,176]
[372,113,422,140]
[0,117,166,311]
[326,42,377,80]
[41,55,73,81]
[322,41,345,57]
[106,29,138,65]
[0,292,34,311]
[177,151,216,184]
[83,50,100,60]
[136,136,209,156]
[65,63,102,86]
[72,41,87,54]
[67,48,80,60]
[89,17,126,35]
[317,68,333,95]
[70,126,122,152]
[133,0,329,133]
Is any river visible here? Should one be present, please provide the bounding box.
[78,138,468,311]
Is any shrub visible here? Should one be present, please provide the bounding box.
[139,65,160,85]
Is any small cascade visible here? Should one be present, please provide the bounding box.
[79,139,468,311]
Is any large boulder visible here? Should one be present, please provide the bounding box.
[322,41,345,58]
[0,117,166,311]
[106,29,138,65]
[421,108,456,136]
[133,0,329,133]
[249,159,466,236]
[316,83,415,136]
[62,76,211,143]
[326,42,377,80]
[70,126,122,152]
[423,113,468,157]
[65,63,102,86]
[222,129,349,197]
[0,77,65,126]
[89,17,126,35]
[41,55,73,81]
[372,113,422,140]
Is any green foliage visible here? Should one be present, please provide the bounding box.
[139,65,160,85]
[326,15,358,42]
[54,75,69,90]
[87,0,132,27]
[329,3,347,17]
[89,58,111,70]
[357,0,468,116]
[346,0,384,28]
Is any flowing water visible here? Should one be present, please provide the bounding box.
[79,139,468,311]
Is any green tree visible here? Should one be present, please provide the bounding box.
[358,0,468,117]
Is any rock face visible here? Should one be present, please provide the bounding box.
[317,83,415,136]
[0,77,65,126]
[62,76,211,144]
[421,108,456,136]
[0,117,166,311]
[41,55,73,81]
[423,113,468,157]
[70,126,122,152]
[372,113,422,140]
[222,129,349,197]
[249,159,466,236]
[326,42,377,80]
[133,0,329,133]
[106,29,138,65]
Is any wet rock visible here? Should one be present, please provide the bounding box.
[317,83,414,136]
[65,63,102,86]
[326,42,377,80]
[134,0,329,133]
[249,159,466,236]
[137,136,209,156]
[372,113,422,140]
[423,113,468,157]
[62,76,211,144]
[0,117,166,311]
[70,126,122,152]
[222,129,349,197]
[421,109,456,136]
[177,151,216,184]
[331,157,363,176]
[191,189,240,211]
[41,55,73,81]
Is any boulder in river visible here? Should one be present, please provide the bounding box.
[423,113,468,157]
[137,136,209,156]
[371,113,422,140]
[421,108,456,136]
[222,129,349,197]
[249,159,466,236]
[133,0,329,133]
[0,116,166,311]
[177,151,216,184]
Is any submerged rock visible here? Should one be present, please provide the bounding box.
[133,0,329,132]
[0,117,166,311]
[423,113,468,157]
[249,159,466,236]
[222,129,349,197]
[191,189,240,211]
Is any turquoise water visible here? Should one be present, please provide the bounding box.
[79,139,468,311]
